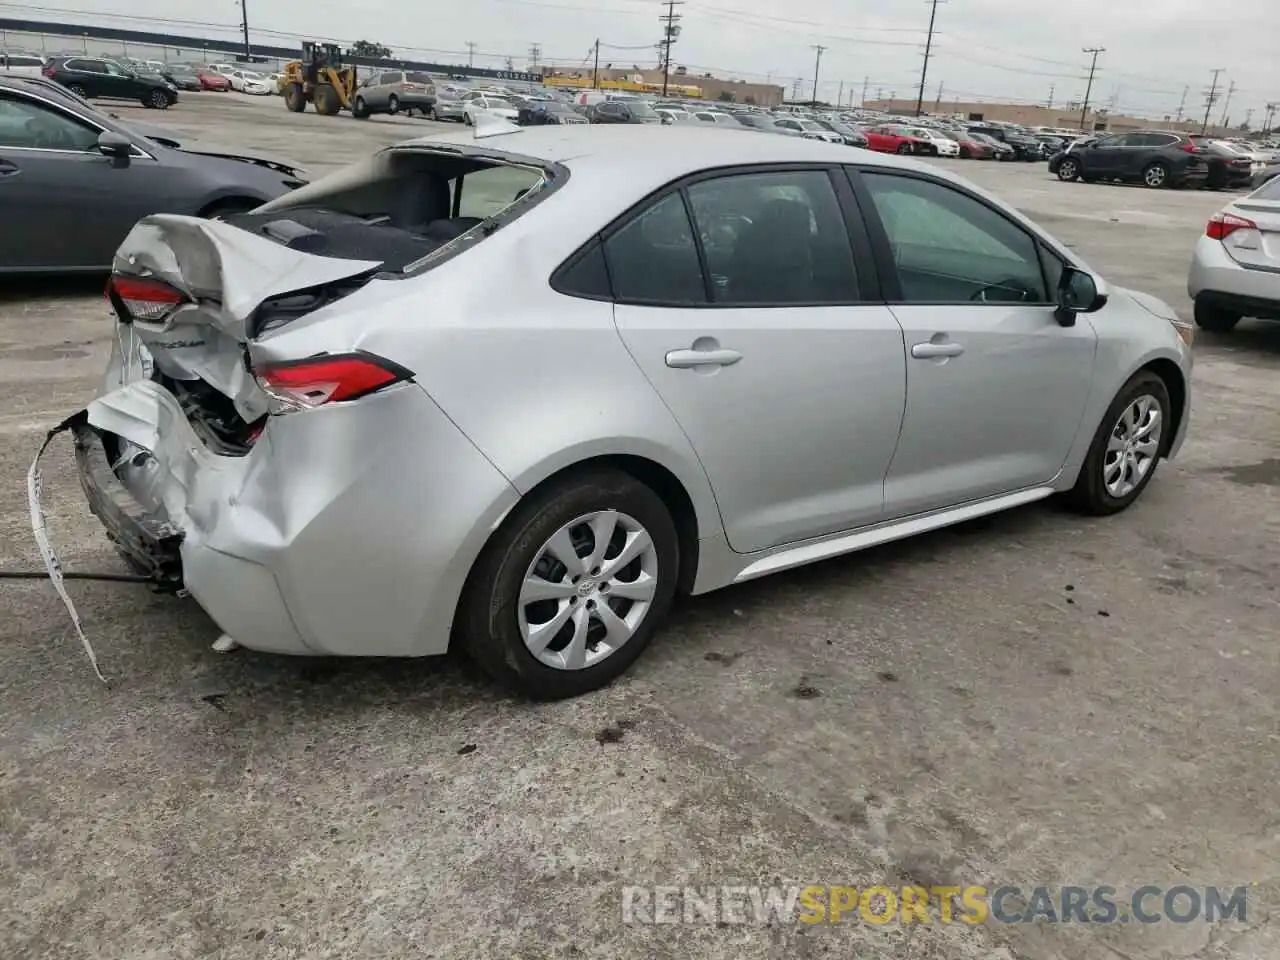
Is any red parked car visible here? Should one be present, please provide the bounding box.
[954,135,994,160]
[197,70,230,91]
[863,125,931,155]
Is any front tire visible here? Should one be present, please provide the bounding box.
[352,95,370,119]
[1142,162,1170,188]
[67,83,88,98]
[1057,157,1080,181]
[1193,300,1241,332]
[387,94,400,115]
[459,469,679,700]
[314,84,342,115]
[1065,371,1171,516]
[284,82,307,112]
[896,142,911,155]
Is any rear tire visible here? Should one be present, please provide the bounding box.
[459,469,679,700]
[1193,300,1241,332]
[284,82,307,112]
[314,84,342,116]
[896,142,911,155]
[1065,371,1171,516]
[387,94,400,115]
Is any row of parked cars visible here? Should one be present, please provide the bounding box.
[2,50,283,108]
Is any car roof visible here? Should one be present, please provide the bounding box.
[396,124,936,201]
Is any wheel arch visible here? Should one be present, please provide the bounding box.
[1140,357,1187,457]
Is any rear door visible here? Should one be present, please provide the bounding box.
[609,165,908,553]
[1083,134,1133,176]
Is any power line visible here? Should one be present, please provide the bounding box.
[914,0,943,117]
[1079,46,1105,130]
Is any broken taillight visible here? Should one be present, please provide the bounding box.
[107,274,188,322]
[254,352,413,411]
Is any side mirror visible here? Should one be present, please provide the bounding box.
[1055,267,1105,326]
[97,131,133,157]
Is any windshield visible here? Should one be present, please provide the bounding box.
[168,64,194,74]
[483,97,512,108]
[797,120,824,131]
[629,102,659,118]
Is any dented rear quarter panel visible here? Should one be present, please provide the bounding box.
[254,190,726,547]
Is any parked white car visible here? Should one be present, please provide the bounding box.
[229,69,272,95]
[462,94,519,125]
[906,127,961,157]
[0,51,46,78]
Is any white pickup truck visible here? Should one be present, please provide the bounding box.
[0,52,47,78]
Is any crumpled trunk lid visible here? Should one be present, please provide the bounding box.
[109,214,383,422]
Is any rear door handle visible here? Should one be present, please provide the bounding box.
[665,347,743,368]
[911,341,965,359]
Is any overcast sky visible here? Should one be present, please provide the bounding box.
[10,0,1278,122]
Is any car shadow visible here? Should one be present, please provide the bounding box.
[1196,320,1280,357]
[0,275,106,305]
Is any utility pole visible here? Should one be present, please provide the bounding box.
[1201,68,1223,134]
[861,76,869,107]
[915,0,944,117]
[465,41,477,67]
[1046,83,1054,109]
[836,79,843,108]
[1264,103,1278,137]
[592,39,600,89]
[528,43,541,72]
[934,80,943,111]
[1175,85,1188,122]
[1243,107,1253,130]
[810,44,825,107]
[1219,79,1236,127]
[659,0,684,97]
[239,0,251,60]
[1079,47,1105,130]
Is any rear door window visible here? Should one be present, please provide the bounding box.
[684,169,861,304]
[603,192,707,304]
[454,165,543,219]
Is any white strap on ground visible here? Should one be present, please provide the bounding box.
[27,424,109,685]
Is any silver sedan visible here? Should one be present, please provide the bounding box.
[48,126,1194,698]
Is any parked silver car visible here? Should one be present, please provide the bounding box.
[1187,176,1280,330]
[47,126,1193,698]
[352,70,436,119]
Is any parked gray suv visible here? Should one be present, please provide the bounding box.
[352,70,436,119]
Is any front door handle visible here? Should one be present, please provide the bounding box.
[665,346,743,368]
[911,341,965,359]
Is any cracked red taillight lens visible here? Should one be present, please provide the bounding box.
[106,275,189,323]
[254,352,414,411]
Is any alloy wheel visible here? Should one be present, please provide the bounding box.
[1102,394,1162,498]
[1144,164,1167,188]
[1058,159,1078,181]
[518,510,659,671]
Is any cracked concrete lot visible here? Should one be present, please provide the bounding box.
[2,95,1278,959]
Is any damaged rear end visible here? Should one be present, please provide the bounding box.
[39,139,557,664]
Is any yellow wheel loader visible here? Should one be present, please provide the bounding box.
[282,41,358,116]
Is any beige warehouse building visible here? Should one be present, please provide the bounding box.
[862,99,1244,138]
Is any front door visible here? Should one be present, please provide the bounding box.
[854,169,1097,518]
[1083,134,1133,176]
[0,90,169,269]
[609,167,908,554]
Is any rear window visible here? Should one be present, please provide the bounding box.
[406,72,432,85]
[249,146,557,275]
[4,55,43,67]
[1251,177,1280,201]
